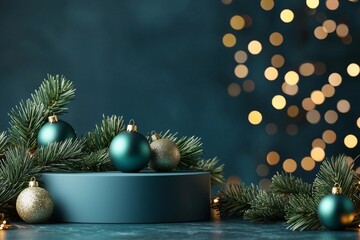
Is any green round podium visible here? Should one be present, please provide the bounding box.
[40,171,210,223]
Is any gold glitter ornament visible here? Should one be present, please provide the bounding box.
[149,132,181,172]
[16,177,53,223]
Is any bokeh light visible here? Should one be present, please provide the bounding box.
[283,159,297,173]
[314,26,328,40]
[248,110,263,125]
[227,83,241,97]
[336,24,349,38]
[230,15,245,30]
[344,134,358,148]
[306,110,321,124]
[302,98,316,111]
[323,19,336,33]
[256,164,269,177]
[310,90,325,105]
[264,67,278,81]
[271,54,285,68]
[267,151,280,165]
[324,110,338,124]
[265,123,278,135]
[269,32,283,46]
[272,95,286,110]
[301,157,316,171]
[234,64,249,78]
[347,63,360,77]
[243,80,255,92]
[326,0,339,10]
[321,84,335,98]
[322,130,337,144]
[312,138,326,149]
[299,63,315,76]
[311,147,325,161]
[248,40,262,55]
[282,83,299,96]
[280,9,294,23]
[328,73,342,87]
[284,71,299,85]
[260,0,274,11]
[287,105,299,118]
[337,99,350,113]
[306,0,320,9]
[223,33,236,47]
[234,50,248,63]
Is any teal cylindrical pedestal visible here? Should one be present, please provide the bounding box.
[40,171,210,223]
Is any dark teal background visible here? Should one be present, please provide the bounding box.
[0,0,359,184]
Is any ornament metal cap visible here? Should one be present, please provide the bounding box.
[48,115,58,123]
[332,183,342,194]
[151,131,161,141]
[126,119,137,132]
[29,177,39,187]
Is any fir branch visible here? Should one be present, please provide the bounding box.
[31,74,75,116]
[192,157,225,185]
[8,100,46,151]
[215,183,259,217]
[34,139,84,172]
[313,155,358,201]
[0,147,42,214]
[285,194,322,231]
[81,149,114,172]
[175,136,203,169]
[84,115,125,151]
[244,190,287,223]
[0,132,7,156]
[271,172,312,195]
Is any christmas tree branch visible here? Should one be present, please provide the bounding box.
[0,147,42,214]
[192,157,225,185]
[271,172,312,195]
[84,115,125,152]
[34,139,84,172]
[81,149,114,172]
[215,183,259,217]
[31,74,76,116]
[0,132,7,157]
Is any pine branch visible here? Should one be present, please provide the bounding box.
[271,172,312,195]
[31,74,75,115]
[8,100,46,151]
[81,149,114,172]
[285,194,322,231]
[313,155,358,201]
[0,132,7,157]
[215,183,259,217]
[192,157,225,185]
[0,147,42,214]
[84,115,125,152]
[34,139,85,172]
[244,190,287,223]
[176,136,203,169]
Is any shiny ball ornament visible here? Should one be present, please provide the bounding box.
[109,120,151,173]
[149,133,180,172]
[16,177,54,224]
[37,115,76,147]
[317,183,355,230]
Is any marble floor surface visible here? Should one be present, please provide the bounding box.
[2,219,360,240]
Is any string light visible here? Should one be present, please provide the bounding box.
[344,134,358,148]
[223,33,236,47]
[301,157,316,171]
[260,0,274,11]
[248,40,262,55]
[267,151,280,165]
[306,0,320,9]
[284,71,299,85]
[248,110,263,125]
[347,63,360,77]
[280,9,294,23]
[264,67,278,81]
[230,15,245,30]
[272,95,286,110]
[311,147,325,161]
[271,54,285,68]
[283,159,297,173]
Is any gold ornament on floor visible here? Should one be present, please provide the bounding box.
[16,177,53,223]
[149,132,181,172]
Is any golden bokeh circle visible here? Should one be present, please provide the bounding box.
[260,0,274,11]
[337,99,350,113]
[234,50,248,63]
[311,90,325,105]
[311,147,325,162]
[271,54,285,68]
[282,83,299,96]
[280,9,294,23]
[272,95,286,110]
[344,134,358,148]
[302,98,316,111]
[306,110,321,124]
[347,63,360,77]
[336,24,349,38]
[248,40,262,55]
[243,80,255,92]
[283,159,297,173]
[269,32,284,46]
[324,110,338,124]
[234,64,249,78]
[287,105,299,118]
[306,0,319,9]
[326,0,339,10]
[323,19,336,33]
[357,117,360,129]
[322,130,337,144]
[321,84,335,98]
[227,83,241,97]
[312,138,326,149]
[264,67,278,81]
[256,164,269,177]
[223,33,236,47]
[301,157,316,171]
[328,73,342,87]
[230,15,245,30]
[248,110,263,125]
[314,26,328,40]
[267,151,280,165]
[284,71,299,85]
[299,63,315,76]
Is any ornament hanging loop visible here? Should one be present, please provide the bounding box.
[29,177,39,187]
[332,182,342,195]
[48,114,58,123]
[127,119,137,132]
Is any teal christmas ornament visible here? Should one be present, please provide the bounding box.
[317,183,355,230]
[109,120,151,173]
[37,115,76,147]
